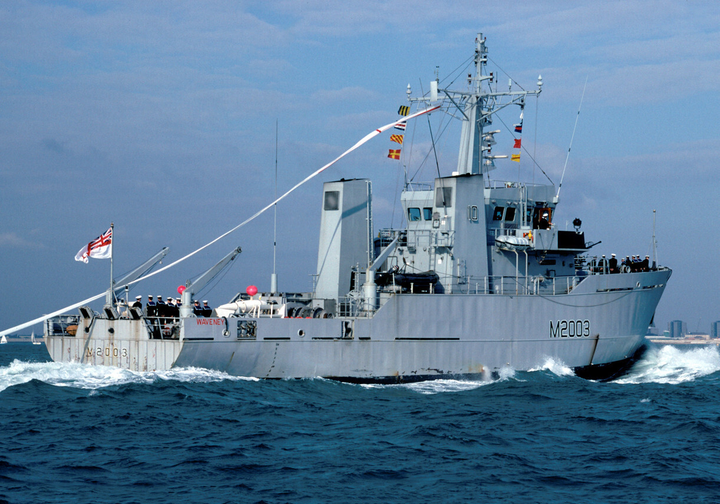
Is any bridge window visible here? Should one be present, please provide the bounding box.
[324,191,340,211]
[533,207,553,229]
[505,207,516,222]
[423,207,433,220]
[408,207,422,222]
[493,207,504,221]
[435,187,452,207]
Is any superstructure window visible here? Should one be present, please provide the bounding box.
[423,207,433,220]
[505,207,516,222]
[408,208,422,222]
[435,187,452,207]
[493,207,504,221]
[324,191,339,211]
[533,207,552,229]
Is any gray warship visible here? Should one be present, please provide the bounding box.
[43,34,671,382]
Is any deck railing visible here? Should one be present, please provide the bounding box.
[45,315,80,337]
[456,274,583,296]
[337,274,584,317]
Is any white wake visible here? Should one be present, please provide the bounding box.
[528,356,575,377]
[618,344,720,385]
[0,359,255,393]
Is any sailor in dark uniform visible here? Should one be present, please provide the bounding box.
[202,300,212,317]
[538,211,550,230]
[156,295,166,320]
[146,295,156,317]
[609,254,618,274]
[193,300,203,316]
[132,295,142,310]
[166,297,173,317]
[641,255,650,272]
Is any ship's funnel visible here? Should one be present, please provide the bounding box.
[315,179,372,301]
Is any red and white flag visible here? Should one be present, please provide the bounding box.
[75,226,112,263]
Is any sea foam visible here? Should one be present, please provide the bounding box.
[0,359,253,392]
[618,344,720,385]
[528,356,575,377]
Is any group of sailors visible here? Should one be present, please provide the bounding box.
[126,295,213,318]
[590,254,653,274]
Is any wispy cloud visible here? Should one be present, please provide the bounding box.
[0,232,42,248]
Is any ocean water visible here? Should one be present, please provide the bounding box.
[1,344,720,504]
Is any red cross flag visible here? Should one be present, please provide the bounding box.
[75,226,112,263]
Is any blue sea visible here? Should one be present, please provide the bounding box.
[1,343,720,504]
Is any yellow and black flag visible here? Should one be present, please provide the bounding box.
[512,109,524,162]
[398,105,410,116]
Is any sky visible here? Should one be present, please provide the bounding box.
[1,0,719,335]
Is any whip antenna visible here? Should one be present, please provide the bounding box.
[651,209,658,269]
[556,75,588,199]
[271,119,278,294]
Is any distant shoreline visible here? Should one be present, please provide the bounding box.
[647,336,720,346]
[1,335,39,343]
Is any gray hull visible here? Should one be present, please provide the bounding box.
[45,270,669,381]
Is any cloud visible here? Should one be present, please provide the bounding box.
[42,138,67,154]
[0,232,41,248]
[310,86,379,104]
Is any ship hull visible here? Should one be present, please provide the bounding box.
[45,270,670,381]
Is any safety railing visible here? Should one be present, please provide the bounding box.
[144,317,181,340]
[45,315,80,337]
[455,274,585,296]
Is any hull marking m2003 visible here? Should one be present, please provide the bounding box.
[86,346,129,358]
[550,320,590,338]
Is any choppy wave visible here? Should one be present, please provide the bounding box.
[0,359,255,393]
[402,378,492,394]
[360,366,517,395]
[528,356,575,376]
[3,344,720,504]
[618,344,720,385]
[2,342,720,394]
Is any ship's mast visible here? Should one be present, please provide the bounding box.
[408,33,541,177]
[271,119,278,294]
[455,35,488,175]
[105,222,115,307]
